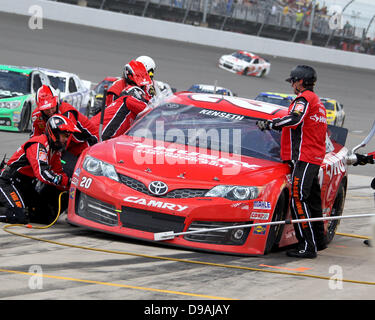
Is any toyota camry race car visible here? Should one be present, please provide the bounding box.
[0,65,51,132]
[67,93,348,255]
[218,51,271,77]
[40,68,94,116]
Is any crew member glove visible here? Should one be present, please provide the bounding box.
[256,120,272,131]
[52,175,62,185]
[353,153,374,166]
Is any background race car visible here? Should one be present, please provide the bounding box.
[255,92,296,107]
[88,76,119,117]
[321,98,345,127]
[218,50,271,77]
[40,68,95,116]
[255,92,346,127]
[0,65,50,132]
[67,92,348,256]
[187,84,236,96]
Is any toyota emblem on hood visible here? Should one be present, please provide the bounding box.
[148,181,168,196]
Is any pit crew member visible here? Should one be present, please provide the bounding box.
[0,115,80,224]
[257,65,327,259]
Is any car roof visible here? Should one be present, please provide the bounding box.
[0,64,35,74]
[258,92,296,99]
[321,97,337,103]
[102,76,120,81]
[167,92,288,119]
[237,50,259,59]
[38,67,75,78]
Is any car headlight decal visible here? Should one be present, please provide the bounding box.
[82,155,119,182]
[204,185,262,200]
[0,101,21,109]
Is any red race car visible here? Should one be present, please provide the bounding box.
[67,93,348,255]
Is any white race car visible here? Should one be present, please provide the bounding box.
[218,50,271,77]
[40,68,94,116]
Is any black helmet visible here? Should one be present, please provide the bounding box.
[285,65,317,86]
[46,114,80,151]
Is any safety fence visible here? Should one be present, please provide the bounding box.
[51,0,374,54]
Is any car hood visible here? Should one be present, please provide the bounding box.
[221,55,248,67]
[0,92,28,101]
[87,135,287,188]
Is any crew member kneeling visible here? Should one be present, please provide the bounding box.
[0,115,80,224]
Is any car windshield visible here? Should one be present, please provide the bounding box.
[232,52,253,63]
[255,95,292,107]
[48,75,66,92]
[0,70,30,97]
[128,103,281,162]
[323,101,335,111]
[94,80,115,95]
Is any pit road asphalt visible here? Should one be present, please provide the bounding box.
[0,11,374,302]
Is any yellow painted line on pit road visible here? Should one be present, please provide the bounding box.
[0,268,235,300]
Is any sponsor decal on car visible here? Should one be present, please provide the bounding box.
[253,225,267,235]
[253,201,271,210]
[250,212,270,220]
[124,196,188,212]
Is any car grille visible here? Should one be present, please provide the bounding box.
[118,174,208,198]
[223,63,233,69]
[184,221,251,245]
[120,206,185,233]
[75,190,119,226]
[0,118,12,126]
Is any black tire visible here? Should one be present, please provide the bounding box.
[341,116,345,127]
[242,68,249,76]
[326,181,346,244]
[259,69,266,77]
[18,103,31,132]
[85,101,92,117]
[264,191,287,254]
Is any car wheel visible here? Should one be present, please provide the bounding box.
[242,68,249,76]
[259,69,266,77]
[326,181,346,244]
[85,102,92,117]
[264,191,287,254]
[18,103,31,132]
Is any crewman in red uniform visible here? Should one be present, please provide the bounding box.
[92,60,153,141]
[106,56,156,106]
[0,115,80,224]
[31,85,98,155]
[257,65,327,258]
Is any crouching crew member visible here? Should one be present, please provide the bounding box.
[0,115,80,224]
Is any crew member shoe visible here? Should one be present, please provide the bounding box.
[286,248,317,259]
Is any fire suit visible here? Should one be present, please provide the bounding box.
[271,89,327,253]
[0,134,70,224]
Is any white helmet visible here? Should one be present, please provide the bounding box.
[136,55,156,79]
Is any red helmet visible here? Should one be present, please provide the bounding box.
[46,114,80,150]
[123,60,152,87]
[36,85,59,111]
